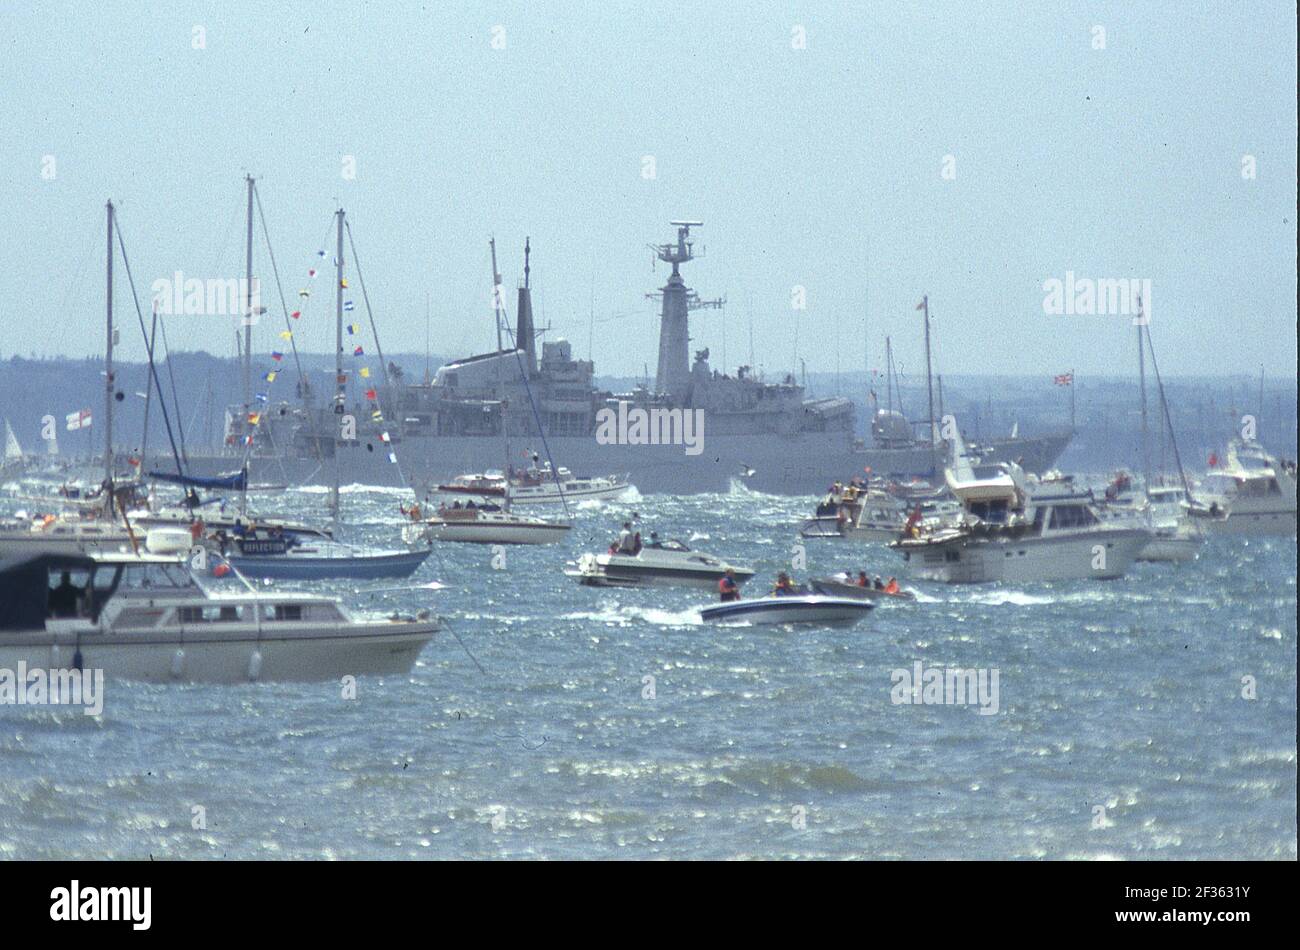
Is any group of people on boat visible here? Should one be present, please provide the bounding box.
[853,570,900,593]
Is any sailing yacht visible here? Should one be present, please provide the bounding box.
[433,459,631,506]
[892,438,1150,583]
[414,238,571,545]
[1194,439,1298,535]
[0,549,437,682]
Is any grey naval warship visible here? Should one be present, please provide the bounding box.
[179,223,1070,496]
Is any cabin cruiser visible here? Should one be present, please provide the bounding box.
[892,441,1150,584]
[1193,440,1297,536]
[0,550,437,682]
[700,593,874,626]
[566,537,755,588]
[1099,480,1204,563]
[411,501,571,545]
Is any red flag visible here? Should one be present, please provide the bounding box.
[365,388,377,401]
[1208,452,1219,468]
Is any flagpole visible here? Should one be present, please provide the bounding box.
[1070,367,1076,433]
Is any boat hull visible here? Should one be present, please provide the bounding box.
[167,430,1073,496]
[225,547,431,580]
[423,520,571,545]
[0,622,437,684]
[1200,507,1297,536]
[897,529,1150,583]
[699,595,875,626]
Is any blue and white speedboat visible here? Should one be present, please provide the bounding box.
[699,594,874,627]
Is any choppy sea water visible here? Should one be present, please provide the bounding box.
[1,481,1295,859]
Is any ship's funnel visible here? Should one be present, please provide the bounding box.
[516,238,536,375]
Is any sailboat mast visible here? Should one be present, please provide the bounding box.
[921,294,936,474]
[243,174,254,426]
[489,237,508,509]
[1137,318,1151,487]
[104,199,115,513]
[331,208,345,526]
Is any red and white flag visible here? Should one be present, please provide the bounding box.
[1054,372,1073,386]
[65,409,92,431]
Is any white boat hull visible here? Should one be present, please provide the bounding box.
[423,519,571,545]
[0,622,436,684]
[898,529,1150,583]
[700,595,874,626]
[1137,534,1202,562]
[1200,507,1297,536]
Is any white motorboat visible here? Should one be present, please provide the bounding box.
[0,513,137,559]
[799,483,959,541]
[1193,440,1297,536]
[414,503,571,545]
[0,550,437,682]
[700,594,874,626]
[566,538,755,588]
[892,440,1150,584]
[433,460,632,506]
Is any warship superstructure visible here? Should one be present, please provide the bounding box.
[179,223,1070,495]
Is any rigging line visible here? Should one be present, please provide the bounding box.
[111,213,185,480]
[345,219,411,492]
[500,319,572,521]
[157,316,189,465]
[1143,322,1192,498]
[231,211,337,480]
[252,183,308,399]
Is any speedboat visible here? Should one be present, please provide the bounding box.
[0,550,437,682]
[1193,439,1297,536]
[210,528,431,580]
[415,503,571,545]
[566,538,754,588]
[700,594,874,626]
[809,573,916,602]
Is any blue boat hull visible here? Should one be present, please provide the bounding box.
[226,548,431,580]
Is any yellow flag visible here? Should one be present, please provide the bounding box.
[359,367,370,378]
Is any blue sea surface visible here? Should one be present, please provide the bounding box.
[1,483,1295,859]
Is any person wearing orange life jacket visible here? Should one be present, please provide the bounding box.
[718,568,740,602]
[884,577,900,595]
[856,571,869,587]
[772,572,797,596]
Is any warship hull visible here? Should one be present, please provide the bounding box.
[167,430,1071,496]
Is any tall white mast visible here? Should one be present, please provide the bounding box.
[104,199,115,516]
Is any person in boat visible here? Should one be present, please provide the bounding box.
[718,568,740,602]
[884,577,900,595]
[873,575,884,590]
[617,522,636,554]
[773,572,797,596]
[856,571,869,587]
[647,531,661,548]
[631,531,643,554]
[48,570,82,618]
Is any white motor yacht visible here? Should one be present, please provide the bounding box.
[892,442,1150,584]
[566,538,755,588]
[1193,440,1297,536]
[413,502,571,545]
[0,550,438,682]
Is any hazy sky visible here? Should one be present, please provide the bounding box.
[2,1,1295,380]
